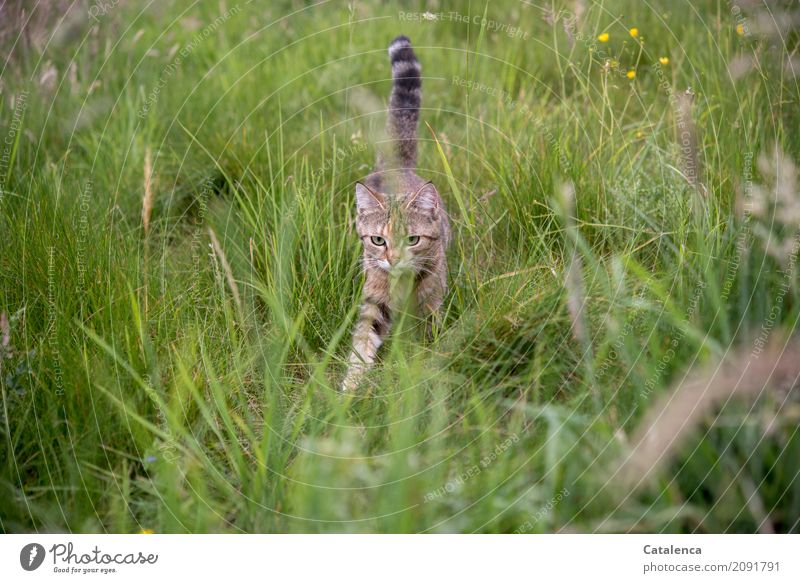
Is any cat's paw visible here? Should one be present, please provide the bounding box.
[341,368,362,392]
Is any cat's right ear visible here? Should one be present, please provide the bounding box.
[355,182,385,214]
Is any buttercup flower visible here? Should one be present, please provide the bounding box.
[736,23,745,36]
[659,56,670,65]
[627,69,636,79]
[629,28,639,38]
[138,529,155,534]
[598,32,609,42]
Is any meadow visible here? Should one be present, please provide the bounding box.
[1,0,799,533]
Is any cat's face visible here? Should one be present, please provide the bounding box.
[355,182,442,275]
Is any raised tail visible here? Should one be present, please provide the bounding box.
[386,35,421,170]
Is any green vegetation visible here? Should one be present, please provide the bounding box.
[1,0,798,533]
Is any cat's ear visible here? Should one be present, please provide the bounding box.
[355,182,385,214]
[405,182,439,212]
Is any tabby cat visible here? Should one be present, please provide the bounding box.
[342,35,450,391]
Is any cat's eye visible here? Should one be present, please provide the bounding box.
[370,236,386,246]
[407,236,420,246]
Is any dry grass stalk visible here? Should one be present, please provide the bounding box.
[674,88,707,197]
[561,181,588,345]
[1,0,76,65]
[750,144,800,262]
[208,227,243,316]
[142,147,154,237]
[0,312,10,373]
[618,338,800,489]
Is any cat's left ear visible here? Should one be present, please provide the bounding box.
[405,182,439,213]
[355,182,385,214]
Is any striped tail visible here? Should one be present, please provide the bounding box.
[386,35,421,169]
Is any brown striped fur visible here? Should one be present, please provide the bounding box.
[342,36,450,391]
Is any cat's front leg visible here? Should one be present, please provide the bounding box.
[341,298,392,391]
[416,274,446,341]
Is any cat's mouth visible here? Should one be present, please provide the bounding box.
[389,263,417,277]
[376,259,415,274]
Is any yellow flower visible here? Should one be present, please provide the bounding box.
[626,70,636,79]
[629,28,639,38]
[138,529,155,534]
[736,23,745,36]
[598,32,609,42]
[659,56,670,65]
[635,130,644,139]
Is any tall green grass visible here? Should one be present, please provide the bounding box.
[1,0,799,533]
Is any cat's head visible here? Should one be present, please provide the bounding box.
[355,181,443,274]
